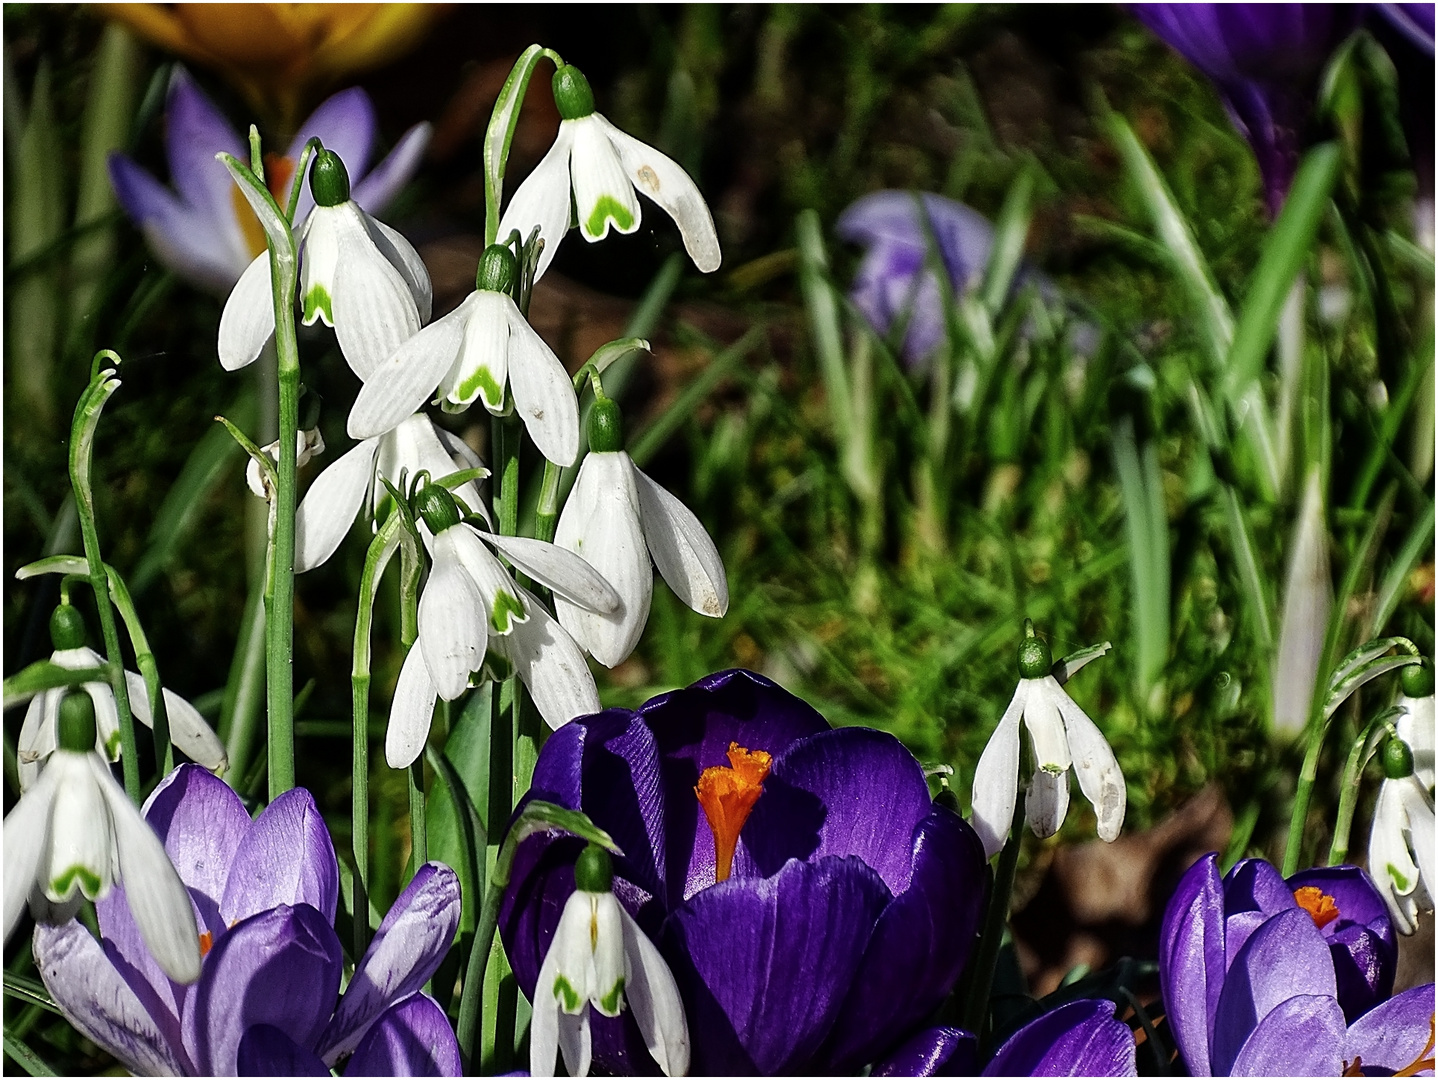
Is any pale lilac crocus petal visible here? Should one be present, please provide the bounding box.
[34,920,189,1077]
[1345,983,1437,1073]
[182,904,342,1076]
[344,994,462,1077]
[143,763,251,929]
[1226,994,1346,1077]
[353,123,433,217]
[220,788,339,926]
[164,68,247,226]
[870,1026,978,1077]
[1159,853,1225,1077]
[237,1023,331,1076]
[983,999,1138,1077]
[94,883,188,1049]
[287,87,378,227]
[317,863,461,1062]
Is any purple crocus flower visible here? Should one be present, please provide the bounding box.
[1131,5,1362,216]
[33,764,461,1076]
[871,999,1138,1076]
[500,669,990,1075]
[108,67,430,294]
[1159,853,1436,1076]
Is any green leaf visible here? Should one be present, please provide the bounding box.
[427,742,486,934]
[982,164,1035,315]
[494,801,622,891]
[3,973,60,1017]
[13,554,87,580]
[1050,641,1112,686]
[796,209,851,429]
[217,152,292,260]
[3,1032,55,1077]
[484,44,559,246]
[4,659,108,707]
[1322,637,1421,721]
[1373,500,1435,633]
[588,337,651,378]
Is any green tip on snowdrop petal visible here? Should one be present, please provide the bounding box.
[553,64,596,120]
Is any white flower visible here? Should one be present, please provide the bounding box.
[1369,736,1436,936]
[18,648,227,790]
[383,485,619,768]
[294,413,486,573]
[1396,691,1434,791]
[531,847,688,1078]
[498,63,720,284]
[970,634,1125,858]
[4,696,201,984]
[347,244,579,465]
[245,426,326,498]
[218,148,432,380]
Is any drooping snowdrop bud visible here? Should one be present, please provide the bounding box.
[18,606,226,789]
[348,243,579,464]
[497,62,721,284]
[245,426,326,499]
[4,693,202,983]
[970,623,1126,858]
[531,844,689,1078]
[1369,733,1436,935]
[384,483,618,767]
[1397,660,1435,791]
[553,396,729,668]
[219,147,432,380]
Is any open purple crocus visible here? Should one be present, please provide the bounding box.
[109,67,430,294]
[500,669,990,1075]
[1160,853,1436,1076]
[33,764,461,1076]
[1131,5,1361,217]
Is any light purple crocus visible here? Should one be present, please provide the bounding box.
[871,999,1138,1077]
[1159,853,1436,1076]
[108,67,430,294]
[1131,5,1361,217]
[33,764,462,1076]
[500,669,990,1075]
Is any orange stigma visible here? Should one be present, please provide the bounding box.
[695,743,771,884]
[1293,886,1341,930]
[198,931,213,957]
[1393,1015,1436,1077]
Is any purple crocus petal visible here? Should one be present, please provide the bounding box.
[820,807,989,1073]
[163,68,248,229]
[344,994,462,1077]
[1288,866,1396,1021]
[237,1023,330,1076]
[352,123,433,216]
[317,862,461,1062]
[144,763,252,932]
[220,787,339,926]
[836,191,994,288]
[641,669,830,904]
[181,904,343,1076]
[1376,4,1436,53]
[662,854,892,1074]
[108,154,248,294]
[1159,853,1226,1077]
[1209,908,1337,1075]
[983,999,1138,1077]
[737,727,934,892]
[1222,857,1297,966]
[33,920,190,1076]
[94,883,190,1045]
[1225,994,1346,1077]
[287,88,379,227]
[870,1026,978,1077]
[1345,983,1437,1073]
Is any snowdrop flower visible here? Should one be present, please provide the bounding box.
[4,693,201,983]
[498,63,721,283]
[219,147,432,380]
[245,426,325,498]
[385,483,618,767]
[1368,734,1436,935]
[294,413,485,573]
[1396,660,1435,791]
[554,396,728,668]
[348,244,579,465]
[19,605,226,790]
[530,844,688,1079]
[970,626,1126,858]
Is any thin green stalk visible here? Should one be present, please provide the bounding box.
[457,880,504,1072]
[534,460,562,544]
[1328,713,1393,865]
[399,525,425,881]
[222,587,267,791]
[105,567,171,776]
[962,784,1026,1038]
[408,760,428,878]
[1285,715,1331,876]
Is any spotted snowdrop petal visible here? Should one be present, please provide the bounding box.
[603,115,721,273]
[1058,690,1126,843]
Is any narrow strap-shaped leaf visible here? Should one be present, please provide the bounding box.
[484,44,560,245]
[982,163,1035,315]
[3,1032,55,1077]
[2,973,60,1017]
[1373,499,1435,633]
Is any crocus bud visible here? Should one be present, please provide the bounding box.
[1383,736,1416,780]
[574,843,615,893]
[475,244,518,294]
[50,605,86,651]
[57,692,97,753]
[415,482,462,535]
[1401,658,1434,699]
[553,64,596,120]
[587,397,624,454]
[310,148,351,207]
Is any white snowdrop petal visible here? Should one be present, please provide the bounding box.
[1396,694,1435,791]
[418,531,488,699]
[505,302,579,466]
[558,1010,593,1080]
[217,252,276,371]
[495,589,601,731]
[300,209,340,326]
[295,438,381,572]
[44,754,115,904]
[619,904,689,1077]
[1058,689,1126,843]
[348,306,469,440]
[1401,778,1435,904]
[87,682,122,762]
[449,527,528,635]
[632,464,728,618]
[530,935,563,1078]
[450,291,511,412]
[386,643,440,770]
[970,684,1027,860]
[400,415,490,526]
[1370,782,1420,933]
[498,123,576,283]
[603,115,721,273]
[484,535,620,614]
[591,893,627,1018]
[122,672,226,773]
[1024,678,1073,773]
[17,692,56,792]
[333,208,423,379]
[553,453,651,667]
[4,764,59,941]
[366,214,433,323]
[1025,767,1070,840]
[569,117,641,243]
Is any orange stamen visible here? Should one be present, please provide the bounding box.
[1394,1015,1436,1078]
[198,931,213,957]
[1293,886,1341,930]
[695,743,771,884]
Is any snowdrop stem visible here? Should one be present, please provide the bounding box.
[535,460,563,544]
[70,358,141,803]
[1329,708,1403,865]
[285,138,322,223]
[398,523,427,879]
[266,331,300,799]
[483,45,564,246]
[106,567,172,777]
